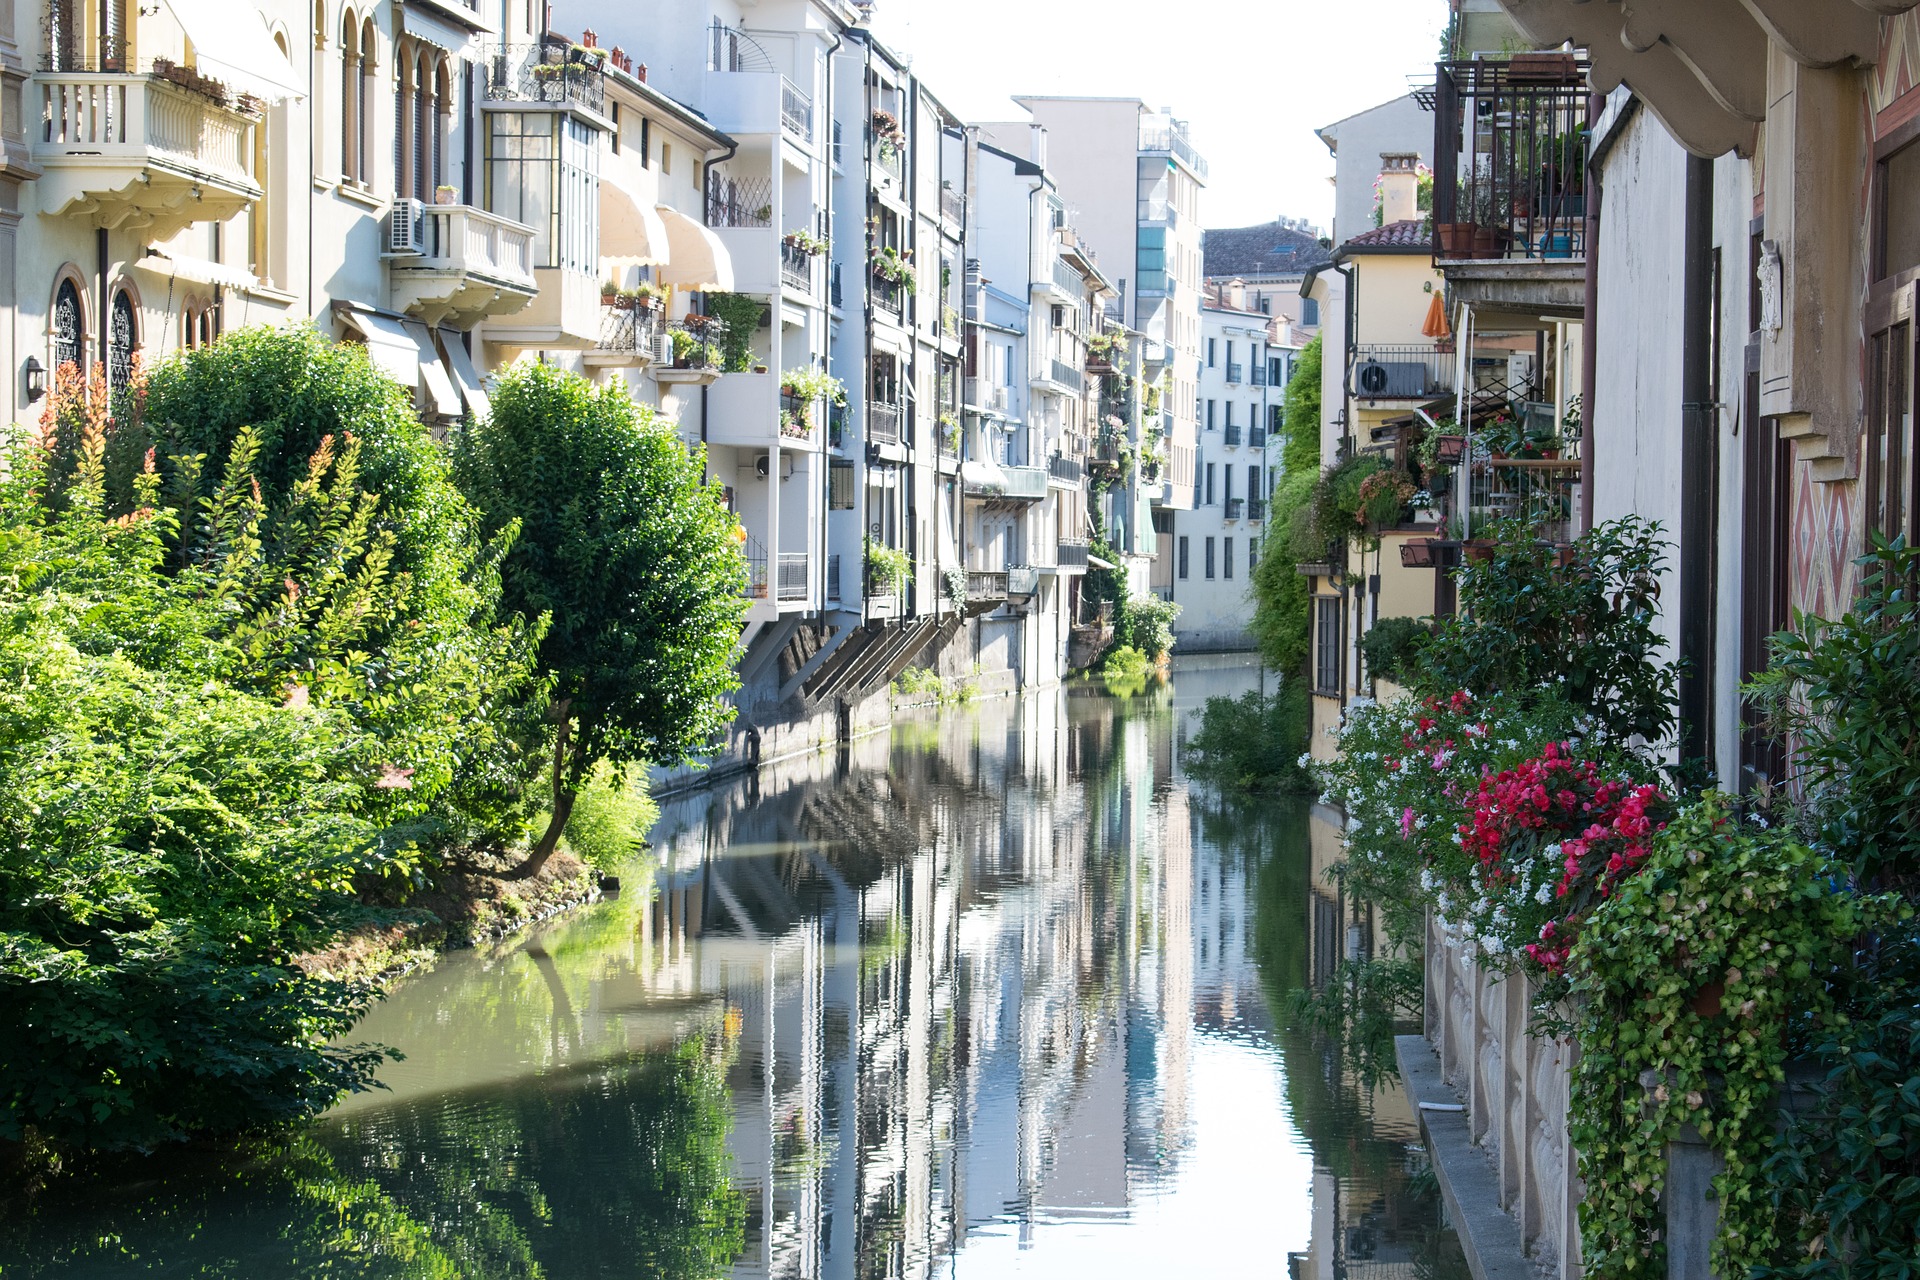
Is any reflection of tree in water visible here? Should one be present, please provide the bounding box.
[1194,789,1468,1280]
[0,1031,744,1280]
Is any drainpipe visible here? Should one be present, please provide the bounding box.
[821,25,842,618]
[1579,90,1601,535]
[1679,154,1715,771]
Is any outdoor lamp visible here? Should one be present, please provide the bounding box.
[23,355,44,403]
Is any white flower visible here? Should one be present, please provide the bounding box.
[1536,883,1554,905]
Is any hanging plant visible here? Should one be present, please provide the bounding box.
[870,245,917,292]
[702,293,765,372]
[865,535,911,596]
[783,230,829,256]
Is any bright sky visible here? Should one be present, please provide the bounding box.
[870,0,1447,236]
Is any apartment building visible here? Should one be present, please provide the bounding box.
[1156,296,1285,651]
[1201,219,1330,345]
[979,98,1207,543]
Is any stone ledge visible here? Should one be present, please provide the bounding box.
[1395,1034,1543,1280]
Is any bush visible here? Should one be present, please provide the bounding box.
[1746,535,1920,889]
[1100,645,1153,684]
[1358,615,1432,684]
[1183,686,1313,791]
[1252,467,1317,676]
[1118,594,1180,662]
[558,763,660,873]
[1413,515,1676,746]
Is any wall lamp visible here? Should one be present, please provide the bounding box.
[24,356,45,403]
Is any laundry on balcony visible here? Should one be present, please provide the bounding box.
[335,304,462,423]
[161,0,305,102]
[654,204,734,290]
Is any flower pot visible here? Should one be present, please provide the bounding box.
[1469,224,1505,259]
[1435,222,1475,258]
[1463,538,1497,563]
[435,187,458,206]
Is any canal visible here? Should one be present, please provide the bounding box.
[2,656,1464,1280]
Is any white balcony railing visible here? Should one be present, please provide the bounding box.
[40,71,256,189]
[412,204,536,285]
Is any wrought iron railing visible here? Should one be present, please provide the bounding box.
[1352,343,1457,397]
[1049,453,1084,485]
[1249,424,1267,449]
[741,537,769,599]
[872,271,904,320]
[707,174,772,228]
[1225,497,1245,521]
[1056,541,1091,568]
[1432,56,1592,262]
[780,238,814,293]
[1248,498,1266,522]
[1051,256,1082,296]
[1225,362,1244,384]
[1224,422,1242,448]
[596,303,661,358]
[485,43,606,115]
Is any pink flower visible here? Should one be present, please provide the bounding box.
[1401,807,1417,839]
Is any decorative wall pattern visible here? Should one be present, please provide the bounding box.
[1789,451,1859,622]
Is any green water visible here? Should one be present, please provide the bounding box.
[1,656,1463,1280]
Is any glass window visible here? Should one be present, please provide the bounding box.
[1223,536,1233,579]
[1315,598,1340,693]
[1177,535,1189,579]
[1204,536,1215,579]
[487,113,599,272]
[52,279,83,372]
[1882,138,1920,280]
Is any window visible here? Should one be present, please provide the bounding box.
[639,116,651,168]
[1249,539,1259,573]
[1249,464,1261,499]
[394,44,449,202]
[107,288,136,392]
[340,17,360,182]
[1223,536,1234,579]
[1226,341,1234,370]
[1878,136,1920,281]
[1867,121,1920,544]
[1270,357,1284,385]
[610,103,620,153]
[1224,467,1233,503]
[1205,462,1215,505]
[51,279,83,372]
[829,460,855,509]
[1314,597,1341,694]
[1270,403,1284,432]
[660,142,672,174]
[1302,297,1320,327]
[1206,337,1216,367]
[1224,402,1234,429]
[1177,535,1189,579]
[1204,536,1215,579]
[1205,399,1214,430]
[488,113,600,272]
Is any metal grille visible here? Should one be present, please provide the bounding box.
[108,290,136,390]
[52,280,82,372]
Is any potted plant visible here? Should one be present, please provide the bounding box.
[870,245,917,293]
[1436,179,1479,258]
[435,184,458,206]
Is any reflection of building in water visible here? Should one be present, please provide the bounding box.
[636,687,1201,1278]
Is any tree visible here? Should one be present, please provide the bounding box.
[1251,337,1324,676]
[453,362,746,879]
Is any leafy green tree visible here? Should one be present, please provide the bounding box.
[454,362,746,878]
[1250,336,1324,677]
[0,426,403,1150]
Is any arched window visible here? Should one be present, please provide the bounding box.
[52,280,84,373]
[340,16,359,182]
[359,18,376,187]
[108,289,137,390]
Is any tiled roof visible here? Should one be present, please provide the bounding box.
[1340,218,1431,251]
[1201,221,1332,279]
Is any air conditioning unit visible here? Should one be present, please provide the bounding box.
[649,334,674,364]
[1507,352,1537,393]
[755,454,796,480]
[388,198,426,255]
[1353,360,1429,399]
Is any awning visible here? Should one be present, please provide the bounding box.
[655,204,734,291]
[1087,553,1119,571]
[436,329,491,421]
[601,182,670,272]
[132,249,258,291]
[338,307,460,421]
[165,0,305,103]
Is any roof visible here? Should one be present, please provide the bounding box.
[1336,219,1432,257]
[1202,221,1332,279]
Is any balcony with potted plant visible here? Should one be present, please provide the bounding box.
[870,244,914,323]
[654,316,727,386]
[583,280,664,367]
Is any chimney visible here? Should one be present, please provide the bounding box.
[1378,153,1421,226]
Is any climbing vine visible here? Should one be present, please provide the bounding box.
[1567,796,1900,1280]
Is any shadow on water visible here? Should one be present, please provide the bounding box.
[0,654,1464,1280]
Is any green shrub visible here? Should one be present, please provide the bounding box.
[1100,644,1152,684]
[1118,594,1181,662]
[1359,615,1432,684]
[1183,686,1313,791]
[558,763,660,873]
[1253,467,1317,676]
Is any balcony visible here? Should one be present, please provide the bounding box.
[1248,498,1266,522]
[37,70,261,241]
[1224,422,1242,447]
[966,464,1048,501]
[1251,366,1268,387]
[1225,497,1245,522]
[874,138,903,185]
[1225,362,1244,385]
[387,204,539,329]
[826,553,842,604]
[654,319,727,386]
[485,43,607,118]
[966,570,1009,603]
[1137,197,1180,229]
[1249,424,1267,449]
[1048,453,1085,485]
[742,538,769,600]
[780,238,816,294]
[1351,344,1456,399]
[1056,541,1091,569]
[1047,359,1084,392]
[1139,116,1208,181]
[1431,57,1592,269]
[939,185,964,226]
[1048,256,1083,298]
[582,302,662,368]
[780,78,813,143]
[964,377,1009,414]
[776,552,809,602]
[872,271,905,322]
[707,175,772,228]
[1007,566,1040,596]
[869,402,902,446]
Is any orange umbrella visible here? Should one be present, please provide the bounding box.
[1421,290,1451,339]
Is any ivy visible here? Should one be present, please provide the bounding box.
[1567,797,1900,1280]
[701,293,766,373]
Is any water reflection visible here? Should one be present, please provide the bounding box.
[0,657,1462,1280]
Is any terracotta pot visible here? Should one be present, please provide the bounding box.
[1469,224,1504,258]
[1436,222,1475,258]
[1463,538,1497,563]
